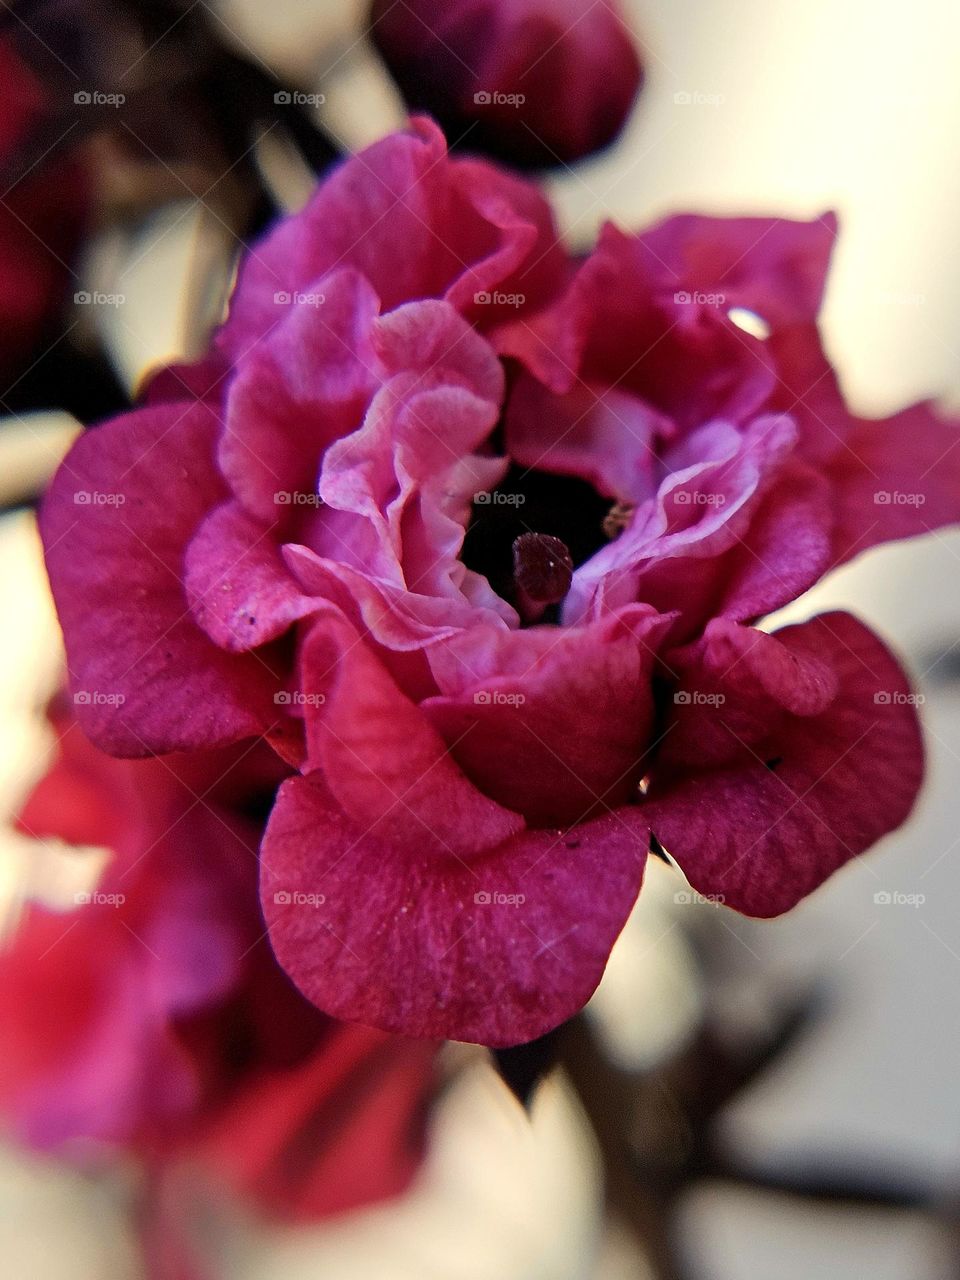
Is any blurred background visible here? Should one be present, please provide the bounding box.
[2,0,960,1276]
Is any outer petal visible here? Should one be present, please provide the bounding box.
[260,773,649,1045]
[643,613,924,916]
[659,617,839,770]
[217,118,566,359]
[40,402,282,756]
[715,459,835,623]
[635,212,838,329]
[498,221,777,429]
[298,611,524,857]
[826,402,960,564]
[422,606,673,825]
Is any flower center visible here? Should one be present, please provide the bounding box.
[461,464,613,620]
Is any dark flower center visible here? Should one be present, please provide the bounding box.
[461,464,613,615]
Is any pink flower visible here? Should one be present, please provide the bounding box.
[41,120,957,1047]
[369,0,643,167]
[0,698,435,1222]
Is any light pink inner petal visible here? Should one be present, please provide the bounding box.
[220,268,383,523]
[563,414,797,627]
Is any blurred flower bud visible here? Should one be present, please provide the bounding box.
[369,0,643,168]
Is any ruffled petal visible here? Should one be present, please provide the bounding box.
[40,402,282,755]
[260,772,649,1045]
[643,613,924,916]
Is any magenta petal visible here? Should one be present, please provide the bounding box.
[218,118,565,359]
[636,212,838,329]
[185,500,316,651]
[644,612,924,916]
[299,612,524,857]
[717,459,835,622]
[423,606,673,825]
[827,402,960,564]
[260,774,649,1045]
[660,617,839,769]
[40,403,280,755]
[505,373,673,503]
[220,268,382,522]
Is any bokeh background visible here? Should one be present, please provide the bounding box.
[2,1,960,1275]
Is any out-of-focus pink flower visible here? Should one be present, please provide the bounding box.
[0,698,435,1223]
[0,39,86,384]
[41,120,958,1048]
[369,0,643,167]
